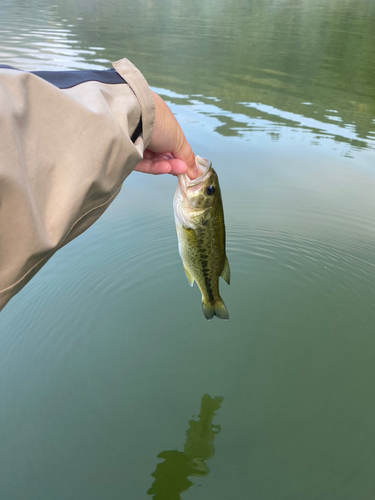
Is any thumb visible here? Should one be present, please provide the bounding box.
[149,91,198,179]
[172,134,197,179]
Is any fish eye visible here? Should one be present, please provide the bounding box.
[206,185,215,196]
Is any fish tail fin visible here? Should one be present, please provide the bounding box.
[202,298,229,321]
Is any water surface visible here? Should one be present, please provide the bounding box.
[1,0,375,498]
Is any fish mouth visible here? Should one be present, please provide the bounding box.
[179,156,212,191]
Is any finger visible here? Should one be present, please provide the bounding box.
[167,158,189,175]
[135,158,171,175]
[173,141,197,179]
[149,92,197,177]
[135,157,188,176]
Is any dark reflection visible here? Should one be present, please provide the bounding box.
[147,394,223,500]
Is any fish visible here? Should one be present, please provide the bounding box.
[173,156,230,320]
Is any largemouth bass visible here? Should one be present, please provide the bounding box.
[173,156,230,320]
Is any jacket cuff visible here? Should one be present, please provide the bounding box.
[112,58,155,149]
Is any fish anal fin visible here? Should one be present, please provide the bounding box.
[221,257,231,285]
[184,267,195,287]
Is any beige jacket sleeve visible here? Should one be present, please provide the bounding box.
[0,58,155,311]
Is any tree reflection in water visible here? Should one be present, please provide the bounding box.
[147,394,223,500]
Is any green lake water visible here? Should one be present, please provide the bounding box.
[1,0,375,498]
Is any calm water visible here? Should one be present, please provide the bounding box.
[1,0,375,498]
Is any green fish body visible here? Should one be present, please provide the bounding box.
[173,156,230,320]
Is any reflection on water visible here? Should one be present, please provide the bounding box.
[64,0,375,150]
[147,394,223,500]
[155,87,375,156]
[0,0,109,70]
[1,0,374,155]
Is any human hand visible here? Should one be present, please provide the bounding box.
[135,91,199,179]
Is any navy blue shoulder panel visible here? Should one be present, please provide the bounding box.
[32,68,127,89]
[0,65,126,89]
[0,65,142,142]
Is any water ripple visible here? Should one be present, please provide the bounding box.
[227,210,375,310]
[0,2,109,71]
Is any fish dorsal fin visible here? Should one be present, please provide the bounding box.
[221,257,231,285]
[184,266,195,287]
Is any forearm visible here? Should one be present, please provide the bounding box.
[0,58,154,311]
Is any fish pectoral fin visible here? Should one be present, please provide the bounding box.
[221,256,231,285]
[184,267,195,287]
[201,213,212,226]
